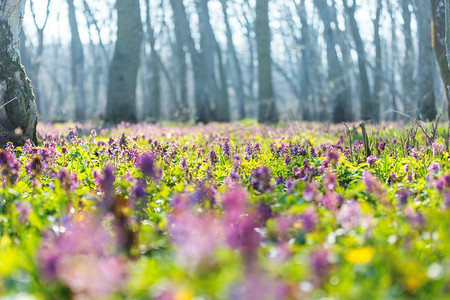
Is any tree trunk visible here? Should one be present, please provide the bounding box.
[431,0,450,119]
[220,0,246,120]
[169,0,209,123]
[314,0,352,122]
[143,0,160,122]
[196,0,229,122]
[256,0,278,123]
[415,0,437,120]
[0,0,39,146]
[343,0,374,121]
[105,0,143,123]
[67,0,86,121]
[401,0,416,115]
[373,0,383,120]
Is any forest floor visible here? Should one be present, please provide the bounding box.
[0,121,449,299]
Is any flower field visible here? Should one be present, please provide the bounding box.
[0,121,449,299]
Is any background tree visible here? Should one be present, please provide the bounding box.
[256,0,278,123]
[105,0,143,123]
[431,0,450,119]
[0,0,39,145]
[415,0,437,120]
[67,0,85,121]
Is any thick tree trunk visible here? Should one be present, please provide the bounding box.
[415,0,437,120]
[105,0,142,123]
[0,0,38,146]
[67,0,86,121]
[431,0,450,119]
[256,0,278,123]
[196,0,229,122]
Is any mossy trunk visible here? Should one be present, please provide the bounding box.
[0,0,39,146]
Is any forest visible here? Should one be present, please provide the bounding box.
[12,0,450,124]
[0,0,450,299]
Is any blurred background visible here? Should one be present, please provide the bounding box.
[21,0,449,123]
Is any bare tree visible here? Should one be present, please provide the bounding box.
[0,0,39,145]
[105,0,143,123]
[28,0,50,113]
[431,0,450,119]
[256,0,278,123]
[67,0,85,121]
[415,0,437,120]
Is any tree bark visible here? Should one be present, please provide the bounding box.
[431,0,450,119]
[220,0,246,120]
[256,0,278,123]
[105,0,143,123]
[314,0,352,122]
[343,0,374,120]
[0,0,39,146]
[169,0,209,123]
[401,0,416,114]
[67,0,86,121]
[415,0,437,120]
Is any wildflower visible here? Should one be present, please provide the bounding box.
[209,150,218,165]
[366,155,378,166]
[39,216,125,298]
[427,162,441,174]
[303,183,318,202]
[396,189,410,206]
[250,166,273,193]
[338,201,362,231]
[5,142,15,154]
[284,155,291,166]
[321,192,341,211]
[222,189,260,256]
[323,172,337,191]
[378,142,386,152]
[310,248,331,278]
[16,202,31,225]
[345,247,375,264]
[222,139,231,157]
[285,178,296,194]
[300,206,318,232]
[137,152,161,180]
[327,149,339,163]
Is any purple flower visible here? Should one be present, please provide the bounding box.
[209,150,218,165]
[16,202,31,225]
[284,155,291,166]
[285,178,296,194]
[436,174,450,194]
[303,183,318,202]
[428,162,441,174]
[222,189,260,256]
[310,248,331,278]
[321,192,341,211]
[366,155,378,167]
[378,142,386,152]
[222,139,231,157]
[250,166,273,193]
[338,201,362,231]
[300,206,318,232]
[364,171,382,194]
[137,152,161,180]
[397,189,410,206]
[323,172,337,191]
[327,150,339,163]
[39,216,125,298]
